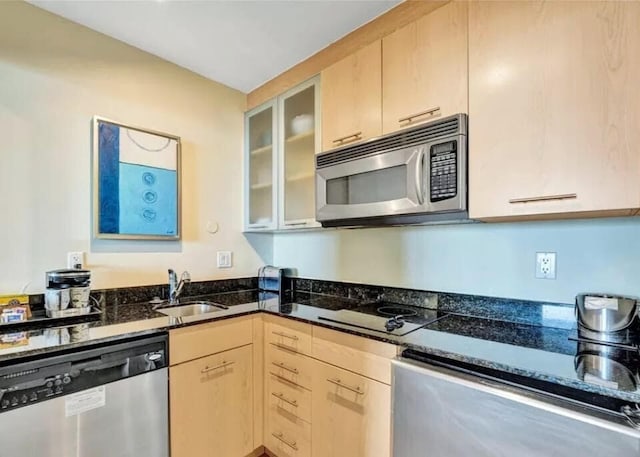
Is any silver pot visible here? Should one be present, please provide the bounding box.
[575,293,638,333]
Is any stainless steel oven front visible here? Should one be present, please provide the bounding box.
[315,114,467,226]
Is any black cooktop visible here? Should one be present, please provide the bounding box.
[318,301,446,336]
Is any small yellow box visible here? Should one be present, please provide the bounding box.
[0,295,29,306]
[0,295,32,322]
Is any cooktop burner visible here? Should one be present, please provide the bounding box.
[317,302,445,336]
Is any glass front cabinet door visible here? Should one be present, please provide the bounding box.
[245,100,278,231]
[278,77,321,229]
[244,76,320,231]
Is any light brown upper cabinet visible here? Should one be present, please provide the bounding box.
[469,1,640,221]
[321,40,382,152]
[382,1,468,134]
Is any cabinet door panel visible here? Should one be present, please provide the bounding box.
[321,40,382,151]
[279,78,320,229]
[170,345,253,457]
[383,1,468,134]
[245,101,278,230]
[311,360,391,457]
[469,1,640,220]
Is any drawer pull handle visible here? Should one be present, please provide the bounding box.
[398,106,441,124]
[272,331,299,341]
[272,432,298,450]
[201,360,234,374]
[272,391,298,407]
[284,221,308,227]
[509,193,577,204]
[271,342,300,353]
[272,361,299,375]
[332,131,362,145]
[270,372,304,388]
[327,378,364,395]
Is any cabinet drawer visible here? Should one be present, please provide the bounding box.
[266,343,313,390]
[265,316,312,356]
[266,407,311,457]
[170,316,253,365]
[312,326,397,384]
[267,373,312,423]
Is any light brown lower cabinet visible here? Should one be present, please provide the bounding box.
[311,359,391,457]
[170,344,254,457]
[170,316,393,457]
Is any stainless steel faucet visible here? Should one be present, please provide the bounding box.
[168,269,191,305]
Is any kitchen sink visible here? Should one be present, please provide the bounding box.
[156,302,228,318]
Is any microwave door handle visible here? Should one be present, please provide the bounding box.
[415,148,425,205]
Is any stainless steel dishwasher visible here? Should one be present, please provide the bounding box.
[392,352,640,457]
[0,333,169,457]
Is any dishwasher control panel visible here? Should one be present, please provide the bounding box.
[0,334,167,413]
[0,372,74,411]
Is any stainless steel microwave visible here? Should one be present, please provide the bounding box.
[315,114,468,227]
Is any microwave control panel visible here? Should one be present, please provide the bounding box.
[430,141,457,202]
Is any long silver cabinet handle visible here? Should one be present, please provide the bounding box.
[270,372,304,388]
[399,106,440,124]
[272,432,298,450]
[284,222,308,227]
[271,342,300,353]
[272,361,299,374]
[201,360,234,374]
[272,331,299,341]
[327,377,364,395]
[415,147,425,205]
[272,391,298,407]
[332,131,362,145]
[509,193,577,204]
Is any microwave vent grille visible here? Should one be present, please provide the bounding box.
[316,115,463,168]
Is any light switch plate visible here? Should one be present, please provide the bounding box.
[217,251,232,269]
[535,252,556,279]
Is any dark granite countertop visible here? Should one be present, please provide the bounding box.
[0,288,638,407]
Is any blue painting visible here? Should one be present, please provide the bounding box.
[94,118,180,239]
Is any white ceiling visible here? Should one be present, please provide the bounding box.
[29,0,401,93]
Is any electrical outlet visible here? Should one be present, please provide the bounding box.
[535,252,556,279]
[217,251,232,269]
[67,251,84,269]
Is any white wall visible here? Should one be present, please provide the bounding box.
[0,2,269,293]
[274,217,640,304]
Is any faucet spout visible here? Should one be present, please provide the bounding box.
[168,269,190,305]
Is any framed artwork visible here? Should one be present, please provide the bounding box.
[93,116,181,240]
